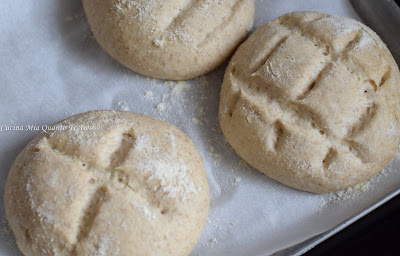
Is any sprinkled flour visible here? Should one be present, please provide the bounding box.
[133,134,200,201]
[115,102,130,111]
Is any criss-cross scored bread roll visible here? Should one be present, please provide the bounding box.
[219,11,400,193]
[82,0,255,80]
[4,111,209,256]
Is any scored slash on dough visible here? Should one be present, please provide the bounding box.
[197,0,248,47]
[271,121,284,151]
[161,0,197,32]
[72,186,108,254]
[250,36,289,75]
[322,148,338,169]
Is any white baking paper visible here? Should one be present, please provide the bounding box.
[1,0,399,255]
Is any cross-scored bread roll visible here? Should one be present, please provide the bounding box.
[82,0,255,80]
[4,111,209,256]
[219,11,400,193]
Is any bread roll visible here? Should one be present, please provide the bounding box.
[219,11,400,193]
[4,110,209,255]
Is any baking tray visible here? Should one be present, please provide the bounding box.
[273,188,400,255]
[1,0,400,255]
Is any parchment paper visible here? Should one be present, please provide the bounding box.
[1,0,399,255]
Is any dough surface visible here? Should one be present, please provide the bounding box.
[82,0,255,80]
[219,11,400,193]
[4,110,209,256]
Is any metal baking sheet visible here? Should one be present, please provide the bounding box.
[273,188,400,255]
[1,0,399,255]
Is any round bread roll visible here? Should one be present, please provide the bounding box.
[4,111,209,256]
[219,11,400,193]
[82,0,255,80]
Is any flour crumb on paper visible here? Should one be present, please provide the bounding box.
[144,90,154,100]
[0,217,15,247]
[64,11,85,23]
[198,217,240,249]
[171,81,190,98]
[318,180,371,211]
[231,177,241,186]
[115,101,130,111]
[317,157,399,212]
[156,103,166,112]
[146,77,161,85]
[192,117,201,125]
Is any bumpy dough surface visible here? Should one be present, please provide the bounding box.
[82,0,255,80]
[219,11,400,194]
[4,111,209,256]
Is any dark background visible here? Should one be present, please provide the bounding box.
[306,194,400,255]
